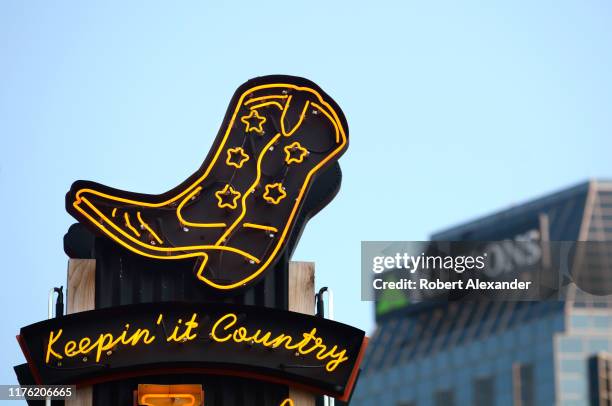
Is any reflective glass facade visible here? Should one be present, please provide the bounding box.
[355,181,612,406]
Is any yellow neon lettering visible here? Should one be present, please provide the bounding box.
[211,313,237,342]
[295,329,319,355]
[180,313,199,341]
[265,333,293,349]
[299,336,324,358]
[78,337,91,353]
[117,324,130,345]
[123,329,155,346]
[42,313,349,372]
[251,330,272,345]
[64,340,77,357]
[45,329,63,363]
[232,327,249,343]
[324,349,350,372]
[208,314,349,372]
[167,318,187,343]
[94,333,115,362]
[44,322,161,364]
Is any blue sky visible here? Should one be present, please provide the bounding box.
[1,1,611,388]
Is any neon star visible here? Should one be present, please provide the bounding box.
[240,110,266,134]
[215,184,242,209]
[284,142,309,165]
[226,147,250,169]
[263,183,287,205]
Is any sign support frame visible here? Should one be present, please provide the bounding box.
[65,259,95,406]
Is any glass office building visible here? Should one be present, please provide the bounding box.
[353,180,612,406]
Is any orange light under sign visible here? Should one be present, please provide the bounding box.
[136,384,203,406]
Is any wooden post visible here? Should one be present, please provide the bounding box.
[66,259,95,313]
[65,259,95,406]
[288,261,316,406]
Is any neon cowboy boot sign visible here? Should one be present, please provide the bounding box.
[16,75,366,404]
[66,75,349,290]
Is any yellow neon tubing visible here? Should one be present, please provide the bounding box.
[200,92,346,290]
[73,83,338,210]
[75,197,259,263]
[242,223,278,233]
[240,110,266,133]
[280,96,309,137]
[73,84,337,211]
[140,394,196,406]
[176,186,227,228]
[214,184,241,210]
[136,212,163,245]
[208,314,348,366]
[248,101,284,110]
[214,133,281,245]
[73,82,346,290]
[124,213,141,237]
[225,147,249,169]
[311,102,340,143]
[111,208,117,217]
[262,183,287,205]
[284,141,308,165]
[244,94,288,105]
[75,202,224,287]
[279,399,294,406]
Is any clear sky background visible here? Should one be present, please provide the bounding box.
[1,0,611,389]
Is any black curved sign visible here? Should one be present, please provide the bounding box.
[18,302,366,401]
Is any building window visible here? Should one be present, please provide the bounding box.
[589,353,612,406]
[433,389,455,406]
[474,376,495,406]
[513,363,535,406]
